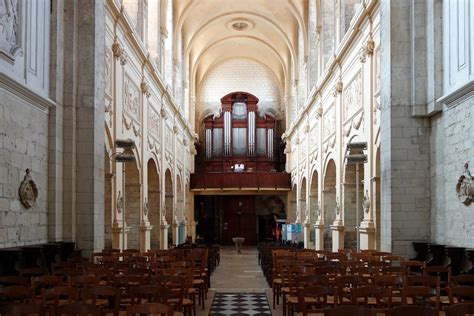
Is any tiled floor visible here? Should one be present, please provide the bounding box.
[196,246,283,316]
[210,293,271,315]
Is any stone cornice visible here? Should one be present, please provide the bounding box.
[0,73,56,113]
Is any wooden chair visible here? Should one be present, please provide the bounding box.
[297,285,336,316]
[126,302,173,316]
[3,303,46,315]
[335,275,367,305]
[0,285,31,303]
[391,304,436,316]
[41,286,78,307]
[449,286,474,304]
[401,260,425,275]
[19,267,48,278]
[31,275,64,301]
[351,285,388,309]
[402,286,440,311]
[324,304,374,316]
[451,275,474,287]
[445,302,474,316]
[82,286,120,316]
[0,275,29,286]
[130,285,169,305]
[374,274,404,306]
[55,302,102,315]
[68,275,99,289]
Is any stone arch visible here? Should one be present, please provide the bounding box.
[323,159,336,251]
[176,173,184,221]
[104,147,113,249]
[164,168,174,246]
[147,159,160,249]
[310,170,319,223]
[290,184,297,222]
[300,177,307,221]
[343,157,364,250]
[125,153,141,250]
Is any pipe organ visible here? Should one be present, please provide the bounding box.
[202,92,277,172]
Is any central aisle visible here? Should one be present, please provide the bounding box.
[211,246,269,292]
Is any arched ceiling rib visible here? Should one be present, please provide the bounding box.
[174,0,306,120]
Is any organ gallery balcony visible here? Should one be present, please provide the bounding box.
[190,171,291,191]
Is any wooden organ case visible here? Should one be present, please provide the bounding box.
[202,92,278,172]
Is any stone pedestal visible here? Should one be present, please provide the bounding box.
[303,221,311,249]
[140,222,153,252]
[359,221,375,250]
[172,222,180,247]
[331,224,344,252]
[314,223,324,250]
[112,221,130,251]
[160,223,169,250]
[189,220,197,242]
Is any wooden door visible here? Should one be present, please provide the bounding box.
[222,196,257,245]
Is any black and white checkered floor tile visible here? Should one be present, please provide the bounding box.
[209,293,272,316]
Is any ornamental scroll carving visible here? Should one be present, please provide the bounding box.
[19,169,38,209]
[456,162,474,205]
[344,71,362,121]
[0,0,21,63]
[323,105,335,139]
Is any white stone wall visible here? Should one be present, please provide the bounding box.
[199,58,281,120]
[430,94,474,247]
[0,88,49,247]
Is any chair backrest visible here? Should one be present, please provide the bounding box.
[325,305,374,316]
[298,285,336,314]
[130,285,169,305]
[0,276,29,286]
[391,305,436,316]
[126,302,173,316]
[83,286,120,316]
[42,286,78,306]
[68,275,99,288]
[449,286,474,304]
[0,285,31,302]
[5,303,46,315]
[55,302,102,315]
[445,302,474,316]
[402,286,440,310]
[351,285,387,307]
[451,274,474,286]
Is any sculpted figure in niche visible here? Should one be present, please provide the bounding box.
[456,162,474,205]
[363,190,370,214]
[0,0,19,56]
[116,191,123,214]
[19,169,38,209]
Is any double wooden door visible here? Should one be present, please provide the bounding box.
[221,196,257,245]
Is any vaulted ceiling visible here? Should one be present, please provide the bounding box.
[174,0,307,119]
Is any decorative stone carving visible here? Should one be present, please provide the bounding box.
[124,76,140,118]
[105,49,113,96]
[122,114,141,137]
[363,190,370,214]
[105,99,113,128]
[141,79,151,98]
[0,0,21,63]
[317,107,323,117]
[456,162,474,205]
[173,125,179,134]
[160,107,167,119]
[116,191,123,214]
[335,197,340,216]
[359,38,374,63]
[317,201,321,218]
[160,26,168,39]
[343,71,362,121]
[148,106,160,139]
[143,198,149,216]
[18,169,37,209]
[332,80,343,97]
[112,36,127,65]
[323,105,335,139]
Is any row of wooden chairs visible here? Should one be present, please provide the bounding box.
[1,302,175,316]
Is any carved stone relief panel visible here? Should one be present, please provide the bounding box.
[310,121,319,154]
[147,105,160,139]
[0,0,21,62]
[165,126,173,149]
[323,104,335,140]
[124,74,140,119]
[343,71,362,122]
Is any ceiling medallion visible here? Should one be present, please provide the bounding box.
[227,19,254,32]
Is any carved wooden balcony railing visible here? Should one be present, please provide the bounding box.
[190,171,291,191]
